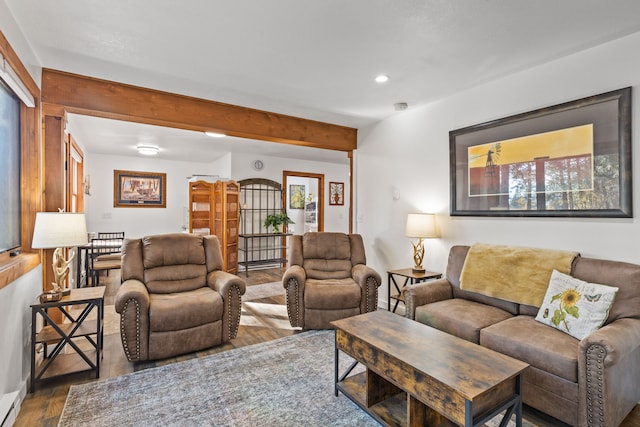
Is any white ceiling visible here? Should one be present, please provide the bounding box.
[7,0,640,162]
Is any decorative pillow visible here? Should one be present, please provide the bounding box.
[535,270,618,340]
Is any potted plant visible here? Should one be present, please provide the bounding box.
[263,212,294,233]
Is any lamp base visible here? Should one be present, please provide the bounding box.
[412,267,426,273]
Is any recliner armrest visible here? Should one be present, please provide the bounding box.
[283,265,306,290]
[208,270,245,341]
[403,278,454,320]
[114,279,150,361]
[352,264,382,288]
[114,279,149,313]
[208,270,246,298]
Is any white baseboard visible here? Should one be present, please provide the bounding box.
[0,391,19,427]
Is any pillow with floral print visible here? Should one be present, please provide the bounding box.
[535,270,618,340]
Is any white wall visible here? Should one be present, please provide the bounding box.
[0,267,41,402]
[84,153,221,238]
[231,151,350,233]
[356,32,640,306]
[84,150,350,238]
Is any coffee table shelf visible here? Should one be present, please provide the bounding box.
[337,373,407,426]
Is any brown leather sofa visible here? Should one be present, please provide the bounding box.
[115,233,245,361]
[283,232,382,329]
[404,245,640,427]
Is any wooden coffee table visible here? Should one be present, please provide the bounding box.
[331,311,529,427]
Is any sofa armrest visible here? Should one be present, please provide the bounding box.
[283,265,306,328]
[578,318,640,427]
[208,270,246,341]
[114,279,150,362]
[353,264,382,313]
[403,278,454,320]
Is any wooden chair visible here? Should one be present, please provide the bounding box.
[89,235,124,285]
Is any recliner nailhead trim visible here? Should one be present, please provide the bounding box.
[227,284,242,340]
[120,298,141,362]
[284,278,301,328]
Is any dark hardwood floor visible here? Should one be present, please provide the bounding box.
[14,267,640,427]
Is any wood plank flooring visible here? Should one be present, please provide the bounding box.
[14,268,640,427]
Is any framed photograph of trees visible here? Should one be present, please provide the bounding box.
[449,87,632,217]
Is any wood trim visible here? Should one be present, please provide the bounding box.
[0,253,40,291]
[41,68,357,151]
[348,151,353,233]
[0,30,42,290]
[282,171,325,232]
[66,134,84,212]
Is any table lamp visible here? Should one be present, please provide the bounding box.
[32,212,88,295]
[405,213,439,273]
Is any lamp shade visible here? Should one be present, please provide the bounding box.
[31,212,88,249]
[405,213,438,238]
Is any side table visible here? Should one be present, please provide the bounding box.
[387,268,442,313]
[30,286,105,392]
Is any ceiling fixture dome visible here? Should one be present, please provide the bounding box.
[375,74,390,83]
[137,145,159,155]
[205,131,226,138]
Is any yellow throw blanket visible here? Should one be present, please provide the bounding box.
[459,243,579,307]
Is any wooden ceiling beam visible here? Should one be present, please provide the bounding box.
[41,68,356,152]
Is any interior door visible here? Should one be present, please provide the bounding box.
[283,171,324,234]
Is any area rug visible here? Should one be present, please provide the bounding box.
[58,330,376,426]
[243,281,285,301]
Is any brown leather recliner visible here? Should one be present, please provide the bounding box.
[283,232,381,330]
[115,233,245,361]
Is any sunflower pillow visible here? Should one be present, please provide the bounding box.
[535,270,619,340]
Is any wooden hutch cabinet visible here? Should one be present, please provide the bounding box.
[189,180,239,273]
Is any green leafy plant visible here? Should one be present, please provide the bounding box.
[263,213,294,233]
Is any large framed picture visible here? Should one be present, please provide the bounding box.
[449,87,632,218]
[114,170,166,208]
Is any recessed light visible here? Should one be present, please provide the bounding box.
[375,74,390,83]
[205,131,226,138]
[137,145,159,155]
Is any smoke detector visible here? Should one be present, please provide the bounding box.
[394,102,408,111]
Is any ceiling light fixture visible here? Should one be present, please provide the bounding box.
[205,131,226,138]
[375,74,390,83]
[137,145,160,155]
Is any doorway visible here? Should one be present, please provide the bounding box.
[283,171,324,234]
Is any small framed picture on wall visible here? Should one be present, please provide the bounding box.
[329,182,344,206]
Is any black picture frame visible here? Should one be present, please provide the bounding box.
[449,87,632,218]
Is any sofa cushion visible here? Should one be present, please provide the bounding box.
[149,287,222,332]
[535,270,618,340]
[304,278,361,310]
[414,299,513,343]
[480,315,579,383]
